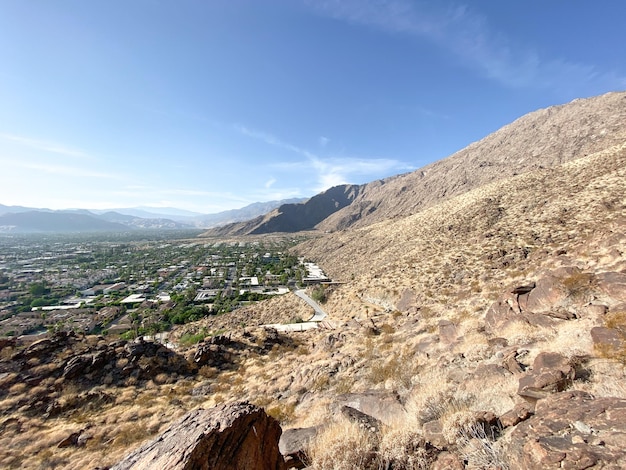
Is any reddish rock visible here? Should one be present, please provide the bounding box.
[591,326,624,351]
[522,275,569,312]
[596,272,626,302]
[506,391,626,470]
[0,337,16,351]
[57,431,81,448]
[431,451,464,470]
[499,403,533,428]
[485,295,556,334]
[485,296,518,332]
[396,288,417,314]
[517,352,574,400]
[438,320,458,344]
[111,402,284,470]
[502,350,524,375]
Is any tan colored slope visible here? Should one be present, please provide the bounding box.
[318,90,626,232]
[298,141,626,318]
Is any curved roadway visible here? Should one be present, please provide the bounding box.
[294,289,328,321]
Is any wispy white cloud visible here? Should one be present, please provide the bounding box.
[319,136,330,147]
[0,158,118,179]
[265,177,277,188]
[306,0,626,92]
[0,133,93,159]
[236,124,413,192]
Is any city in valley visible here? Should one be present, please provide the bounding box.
[0,231,328,341]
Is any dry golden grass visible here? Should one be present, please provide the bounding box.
[306,417,379,470]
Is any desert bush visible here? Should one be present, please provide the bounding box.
[595,311,626,364]
[266,401,296,424]
[458,422,508,469]
[368,349,419,390]
[605,311,626,334]
[418,390,474,425]
[179,331,207,346]
[310,286,327,304]
[441,410,478,443]
[112,422,150,448]
[333,376,355,394]
[378,427,433,470]
[561,272,595,300]
[307,418,379,470]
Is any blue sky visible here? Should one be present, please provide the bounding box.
[1,1,625,214]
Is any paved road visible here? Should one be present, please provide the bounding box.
[294,289,328,321]
[261,289,331,332]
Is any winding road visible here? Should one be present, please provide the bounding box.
[294,289,328,321]
[263,289,329,332]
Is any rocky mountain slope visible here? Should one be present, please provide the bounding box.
[205,184,361,236]
[1,91,626,469]
[210,91,626,236]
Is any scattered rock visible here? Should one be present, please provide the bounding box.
[506,391,626,469]
[111,402,284,470]
[488,337,508,349]
[191,382,213,397]
[0,337,16,351]
[582,303,609,316]
[62,355,92,379]
[193,342,229,368]
[522,275,569,312]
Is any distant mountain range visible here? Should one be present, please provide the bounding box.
[0,198,307,233]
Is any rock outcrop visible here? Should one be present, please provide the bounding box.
[506,391,626,469]
[112,402,284,470]
[517,352,575,401]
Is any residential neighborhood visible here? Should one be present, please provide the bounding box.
[0,232,328,339]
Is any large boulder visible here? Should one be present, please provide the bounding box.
[280,426,320,469]
[521,274,569,313]
[334,391,406,426]
[596,272,626,302]
[111,402,284,470]
[506,391,626,469]
[517,352,575,401]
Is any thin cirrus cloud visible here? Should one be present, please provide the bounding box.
[235,124,413,192]
[1,159,118,180]
[0,133,93,159]
[306,0,626,92]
